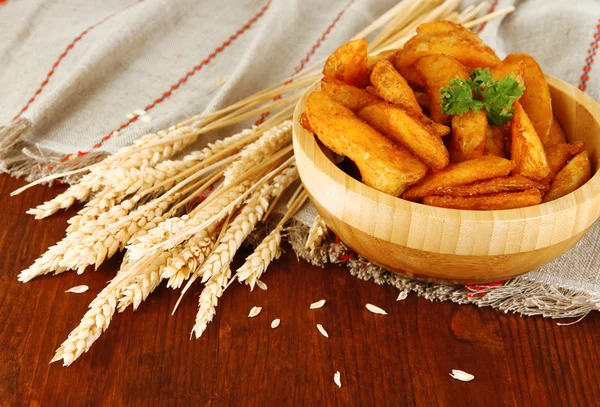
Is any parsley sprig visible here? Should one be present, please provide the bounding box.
[440,68,525,126]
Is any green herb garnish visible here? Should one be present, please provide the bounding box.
[440,68,525,126]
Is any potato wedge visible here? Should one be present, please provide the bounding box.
[486,125,506,158]
[306,91,427,195]
[413,55,469,124]
[490,59,525,87]
[423,188,542,210]
[430,175,544,197]
[545,141,585,179]
[511,102,550,180]
[298,112,313,133]
[450,109,488,162]
[395,65,426,90]
[367,49,396,74]
[395,30,500,69]
[402,155,515,201]
[321,76,380,112]
[415,91,430,111]
[416,20,465,35]
[545,115,567,147]
[323,39,370,87]
[370,60,422,113]
[358,102,449,171]
[543,151,592,202]
[504,53,552,143]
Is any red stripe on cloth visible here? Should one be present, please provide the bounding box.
[57,0,272,164]
[579,19,600,92]
[254,0,354,126]
[12,0,144,121]
[476,0,498,34]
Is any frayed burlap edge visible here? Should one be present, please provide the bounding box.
[285,220,600,320]
[0,118,107,184]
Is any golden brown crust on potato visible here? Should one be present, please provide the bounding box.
[504,53,553,144]
[543,151,592,202]
[370,60,422,113]
[485,125,507,158]
[321,76,381,112]
[490,59,526,87]
[423,188,542,210]
[395,29,500,69]
[298,112,313,133]
[450,109,488,162]
[358,102,449,171]
[323,39,370,87]
[545,115,567,147]
[430,175,544,197]
[402,155,515,201]
[510,102,550,180]
[395,65,426,90]
[413,55,469,125]
[306,91,428,196]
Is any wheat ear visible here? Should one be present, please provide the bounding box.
[305,215,328,252]
[223,120,292,187]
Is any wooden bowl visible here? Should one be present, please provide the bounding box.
[293,76,600,284]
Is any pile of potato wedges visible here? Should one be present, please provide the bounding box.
[300,20,591,210]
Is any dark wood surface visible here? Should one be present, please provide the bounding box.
[1,173,600,407]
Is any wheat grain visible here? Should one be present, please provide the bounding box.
[235,166,299,289]
[19,194,180,282]
[116,251,173,312]
[236,226,282,290]
[365,304,388,315]
[51,284,119,366]
[161,234,214,289]
[305,215,328,252]
[127,180,250,259]
[223,121,292,187]
[191,266,232,338]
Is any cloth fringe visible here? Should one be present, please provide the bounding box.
[0,119,107,184]
[285,221,600,321]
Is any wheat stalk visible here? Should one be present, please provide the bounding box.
[223,120,292,187]
[161,234,215,289]
[127,181,252,260]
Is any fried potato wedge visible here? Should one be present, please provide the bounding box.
[545,141,585,179]
[414,55,469,124]
[511,102,550,180]
[298,112,313,133]
[370,60,422,113]
[486,125,506,158]
[415,91,430,111]
[395,29,500,69]
[323,39,370,87]
[306,91,427,195]
[504,53,552,143]
[450,109,488,162]
[321,76,380,112]
[358,102,449,171]
[543,151,592,202]
[416,20,465,35]
[423,188,542,210]
[402,155,515,201]
[490,59,525,87]
[431,175,543,197]
[545,115,567,147]
[395,65,426,90]
[367,49,396,74]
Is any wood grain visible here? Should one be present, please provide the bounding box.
[1,173,600,406]
[293,76,600,283]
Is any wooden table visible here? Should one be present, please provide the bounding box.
[1,173,599,406]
